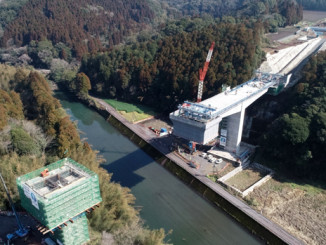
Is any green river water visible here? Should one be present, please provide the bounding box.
[57,93,262,245]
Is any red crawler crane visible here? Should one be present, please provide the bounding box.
[197,42,215,102]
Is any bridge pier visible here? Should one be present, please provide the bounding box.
[225,104,245,154]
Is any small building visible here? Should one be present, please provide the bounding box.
[17,158,102,245]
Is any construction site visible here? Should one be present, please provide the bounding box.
[1,158,102,245]
[170,35,324,158]
[139,29,326,210]
[85,17,326,244]
[2,14,326,245]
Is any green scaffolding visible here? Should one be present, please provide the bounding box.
[51,213,90,245]
[16,158,102,230]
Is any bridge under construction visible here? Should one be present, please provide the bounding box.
[170,37,324,155]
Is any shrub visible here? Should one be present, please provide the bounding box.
[10,127,41,155]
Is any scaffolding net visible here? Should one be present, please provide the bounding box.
[51,213,90,245]
[16,158,102,230]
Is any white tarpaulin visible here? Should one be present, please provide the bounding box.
[30,191,39,210]
[23,184,39,210]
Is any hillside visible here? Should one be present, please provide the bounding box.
[159,0,303,27]
[0,0,303,60]
[80,21,265,112]
[1,0,154,58]
[159,0,242,17]
[257,51,326,181]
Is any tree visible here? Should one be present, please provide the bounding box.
[281,113,309,145]
[50,58,70,82]
[0,105,7,130]
[10,127,41,156]
[258,51,326,180]
[74,72,91,95]
[56,116,80,158]
[80,21,265,111]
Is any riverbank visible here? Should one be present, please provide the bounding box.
[79,95,303,245]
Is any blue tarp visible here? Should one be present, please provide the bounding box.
[160,128,167,133]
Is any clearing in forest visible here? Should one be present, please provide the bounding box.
[104,99,156,123]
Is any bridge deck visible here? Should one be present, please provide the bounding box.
[201,73,281,116]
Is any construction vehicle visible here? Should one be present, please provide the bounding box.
[149,127,169,137]
[149,126,160,135]
[0,172,29,243]
[159,128,168,137]
[197,42,215,102]
[188,141,197,154]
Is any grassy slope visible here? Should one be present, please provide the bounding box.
[104,99,156,122]
[246,175,326,244]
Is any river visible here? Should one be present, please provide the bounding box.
[57,93,261,245]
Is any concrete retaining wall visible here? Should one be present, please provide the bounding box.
[242,174,273,197]
[218,161,275,198]
[218,162,250,182]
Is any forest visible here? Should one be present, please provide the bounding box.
[301,0,326,10]
[0,0,303,60]
[1,0,154,58]
[258,51,326,182]
[79,21,265,112]
[161,0,303,26]
[0,65,166,244]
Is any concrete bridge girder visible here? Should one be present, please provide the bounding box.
[218,87,270,119]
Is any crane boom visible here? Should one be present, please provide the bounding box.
[197,42,215,102]
[0,172,29,240]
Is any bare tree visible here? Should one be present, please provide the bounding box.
[112,217,144,245]
[21,120,53,154]
[0,125,12,154]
